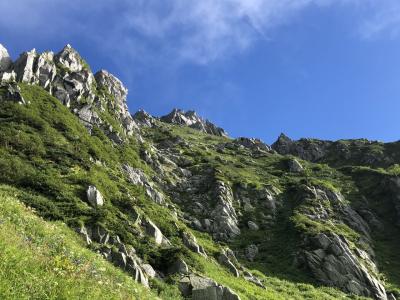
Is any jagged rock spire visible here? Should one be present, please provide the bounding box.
[271,133,294,154]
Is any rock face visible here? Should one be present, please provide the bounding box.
[123,165,164,204]
[272,133,393,168]
[210,181,240,240]
[0,82,25,104]
[295,185,387,299]
[302,233,387,300]
[86,185,104,207]
[160,108,228,137]
[272,133,331,162]
[388,177,400,227]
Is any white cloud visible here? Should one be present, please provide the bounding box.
[1,0,400,65]
[358,0,400,39]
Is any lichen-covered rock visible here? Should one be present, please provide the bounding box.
[86,185,104,207]
[247,221,259,231]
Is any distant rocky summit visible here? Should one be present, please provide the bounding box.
[160,108,228,137]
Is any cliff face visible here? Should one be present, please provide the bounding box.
[1,44,400,300]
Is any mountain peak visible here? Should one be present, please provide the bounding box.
[0,44,12,72]
[160,108,228,137]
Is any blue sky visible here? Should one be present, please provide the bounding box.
[1,0,400,143]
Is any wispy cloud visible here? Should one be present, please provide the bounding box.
[1,0,400,65]
[358,0,400,39]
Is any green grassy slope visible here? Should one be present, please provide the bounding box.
[0,82,394,299]
[0,184,156,300]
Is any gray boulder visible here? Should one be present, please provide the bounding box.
[142,218,170,246]
[247,221,259,231]
[245,244,258,262]
[288,158,304,173]
[168,258,189,275]
[182,232,207,256]
[86,185,104,207]
[141,264,156,278]
[179,274,241,300]
[218,252,239,277]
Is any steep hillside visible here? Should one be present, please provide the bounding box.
[0,44,399,300]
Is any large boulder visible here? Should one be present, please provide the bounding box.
[288,158,304,173]
[141,218,170,246]
[179,274,241,300]
[245,244,258,262]
[182,232,207,256]
[86,185,104,207]
[218,251,239,277]
[168,258,189,275]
